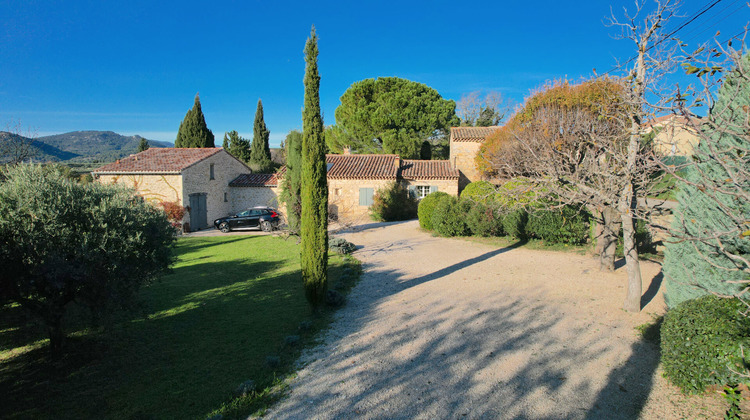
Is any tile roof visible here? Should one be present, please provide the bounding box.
[93,148,223,174]
[399,159,459,180]
[229,172,281,187]
[450,126,501,142]
[326,154,400,180]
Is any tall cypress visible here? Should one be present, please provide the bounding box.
[137,137,150,152]
[280,130,303,234]
[175,93,215,148]
[250,99,273,172]
[300,26,328,309]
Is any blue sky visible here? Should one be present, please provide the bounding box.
[1,0,748,147]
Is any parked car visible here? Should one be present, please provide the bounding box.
[213,207,281,233]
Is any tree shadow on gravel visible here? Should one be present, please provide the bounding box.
[269,236,659,419]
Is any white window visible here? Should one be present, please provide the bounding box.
[416,185,432,199]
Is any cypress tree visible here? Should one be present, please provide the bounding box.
[175,93,215,148]
[663,53,750,307]
[300,26,328,309]
[280,130,303,234]
[137,137,149,152]
[250,99,273,172]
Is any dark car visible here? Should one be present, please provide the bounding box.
[213,207,281,233]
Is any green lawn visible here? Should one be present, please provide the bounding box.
[0,235,359,419]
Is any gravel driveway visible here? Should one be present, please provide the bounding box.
[264,220,720,419]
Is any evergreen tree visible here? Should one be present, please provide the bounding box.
[223,130,251,162]
[175,93,215,148]
[420,140,431,160]
[280,130,303,234]
[663,54,750,307]
[137,137,149,152]
[300,27,328,309]
[250,99,273,172]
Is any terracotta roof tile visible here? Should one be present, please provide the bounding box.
[399,160,459,180]
[450,126,501,142]
[230,173,280,187]
[326,154,399,180]
[93,148,223,174]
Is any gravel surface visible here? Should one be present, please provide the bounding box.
[264,220,727,419]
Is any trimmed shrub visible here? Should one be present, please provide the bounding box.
[526,205,591,245]
[460,181,497,205]
[466,202,504,237]
[417,191,449,230]
[661,295,750,394]
[370,182,418,221]
[495,178,543,208]
[329,237,355,255]
[432,195,470,237]
[502,208,528,239]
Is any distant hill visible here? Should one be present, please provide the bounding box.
[0,131,171,164]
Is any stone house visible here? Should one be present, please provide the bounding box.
[449,126,501,190]
[644,115,700,157]
[93,148,252,231]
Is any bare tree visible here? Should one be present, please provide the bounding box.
[0,120,37,165]
[456,91,513,127]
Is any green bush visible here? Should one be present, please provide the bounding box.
[466,202,504,237]
[661,295,750,394]
[526,205,591,245]
[370,182,418,222]
[432,196,470,237]
[417,191,449,230]
[329,237,356,255]
[502,208,528,239]
[460,181,497,205]
[495,178,543,208]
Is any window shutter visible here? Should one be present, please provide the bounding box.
[408,185,416,199]
[430,185,438,193]
[359,188,374,206]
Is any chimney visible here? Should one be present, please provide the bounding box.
[342,146,351,155]
[394,156,401,170]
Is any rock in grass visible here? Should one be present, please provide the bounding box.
[266,355,280,368]
[234,380,255,398]
[326,290,345,307]
[284,335,300,346]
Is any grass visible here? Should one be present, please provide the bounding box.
[0,234,360,420]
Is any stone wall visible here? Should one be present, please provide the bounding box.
[230,186,281,214]
[401,179,459,198]
[328,178,394,223]
[449,140,483,190]
[181,151,252,226]
[96,174,183,206]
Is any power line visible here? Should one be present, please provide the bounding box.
[602,0,726,76]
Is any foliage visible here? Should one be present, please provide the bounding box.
[369,182,418,222]
[175,93,215,148]
[420,141,431,160]
[417,191,449,230]
[280,130,303,234]
[159,201,186,229]
[0,164,174,356]
[663,53,750,308]
[432,196,470,237]
[300,27,328,309]
[526,205,591,245]
[502,208,528,240]
[251,99,274,172]
[615,219,655,256]
[466,202,504,237]
[661,295,750,394]
[334,77,459,158]
[137,137,149,152]
[329,237,356,255]
[324,125,356,154]
[494,178,543,208]
[456,91,509,127]
[223,130,251,162]
[460,180,497,205]
[0,235,360,419]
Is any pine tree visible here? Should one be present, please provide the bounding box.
[223,130,251,162]
[137,137,149,152]
[175,93,215,148]
[250,99,273,172]
[300,27,328,309]
[280,130,303,234]
[663,53,750,307]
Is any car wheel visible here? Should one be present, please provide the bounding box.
[260,220,273,232]
[219,222,231,233]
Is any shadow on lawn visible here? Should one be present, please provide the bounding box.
[0,256,311,419]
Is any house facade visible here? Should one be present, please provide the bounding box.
[644,115,699,157]
[93,148,252,231]
[449,126,501,190]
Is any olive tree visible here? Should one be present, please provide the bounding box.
[0,164,175,357]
